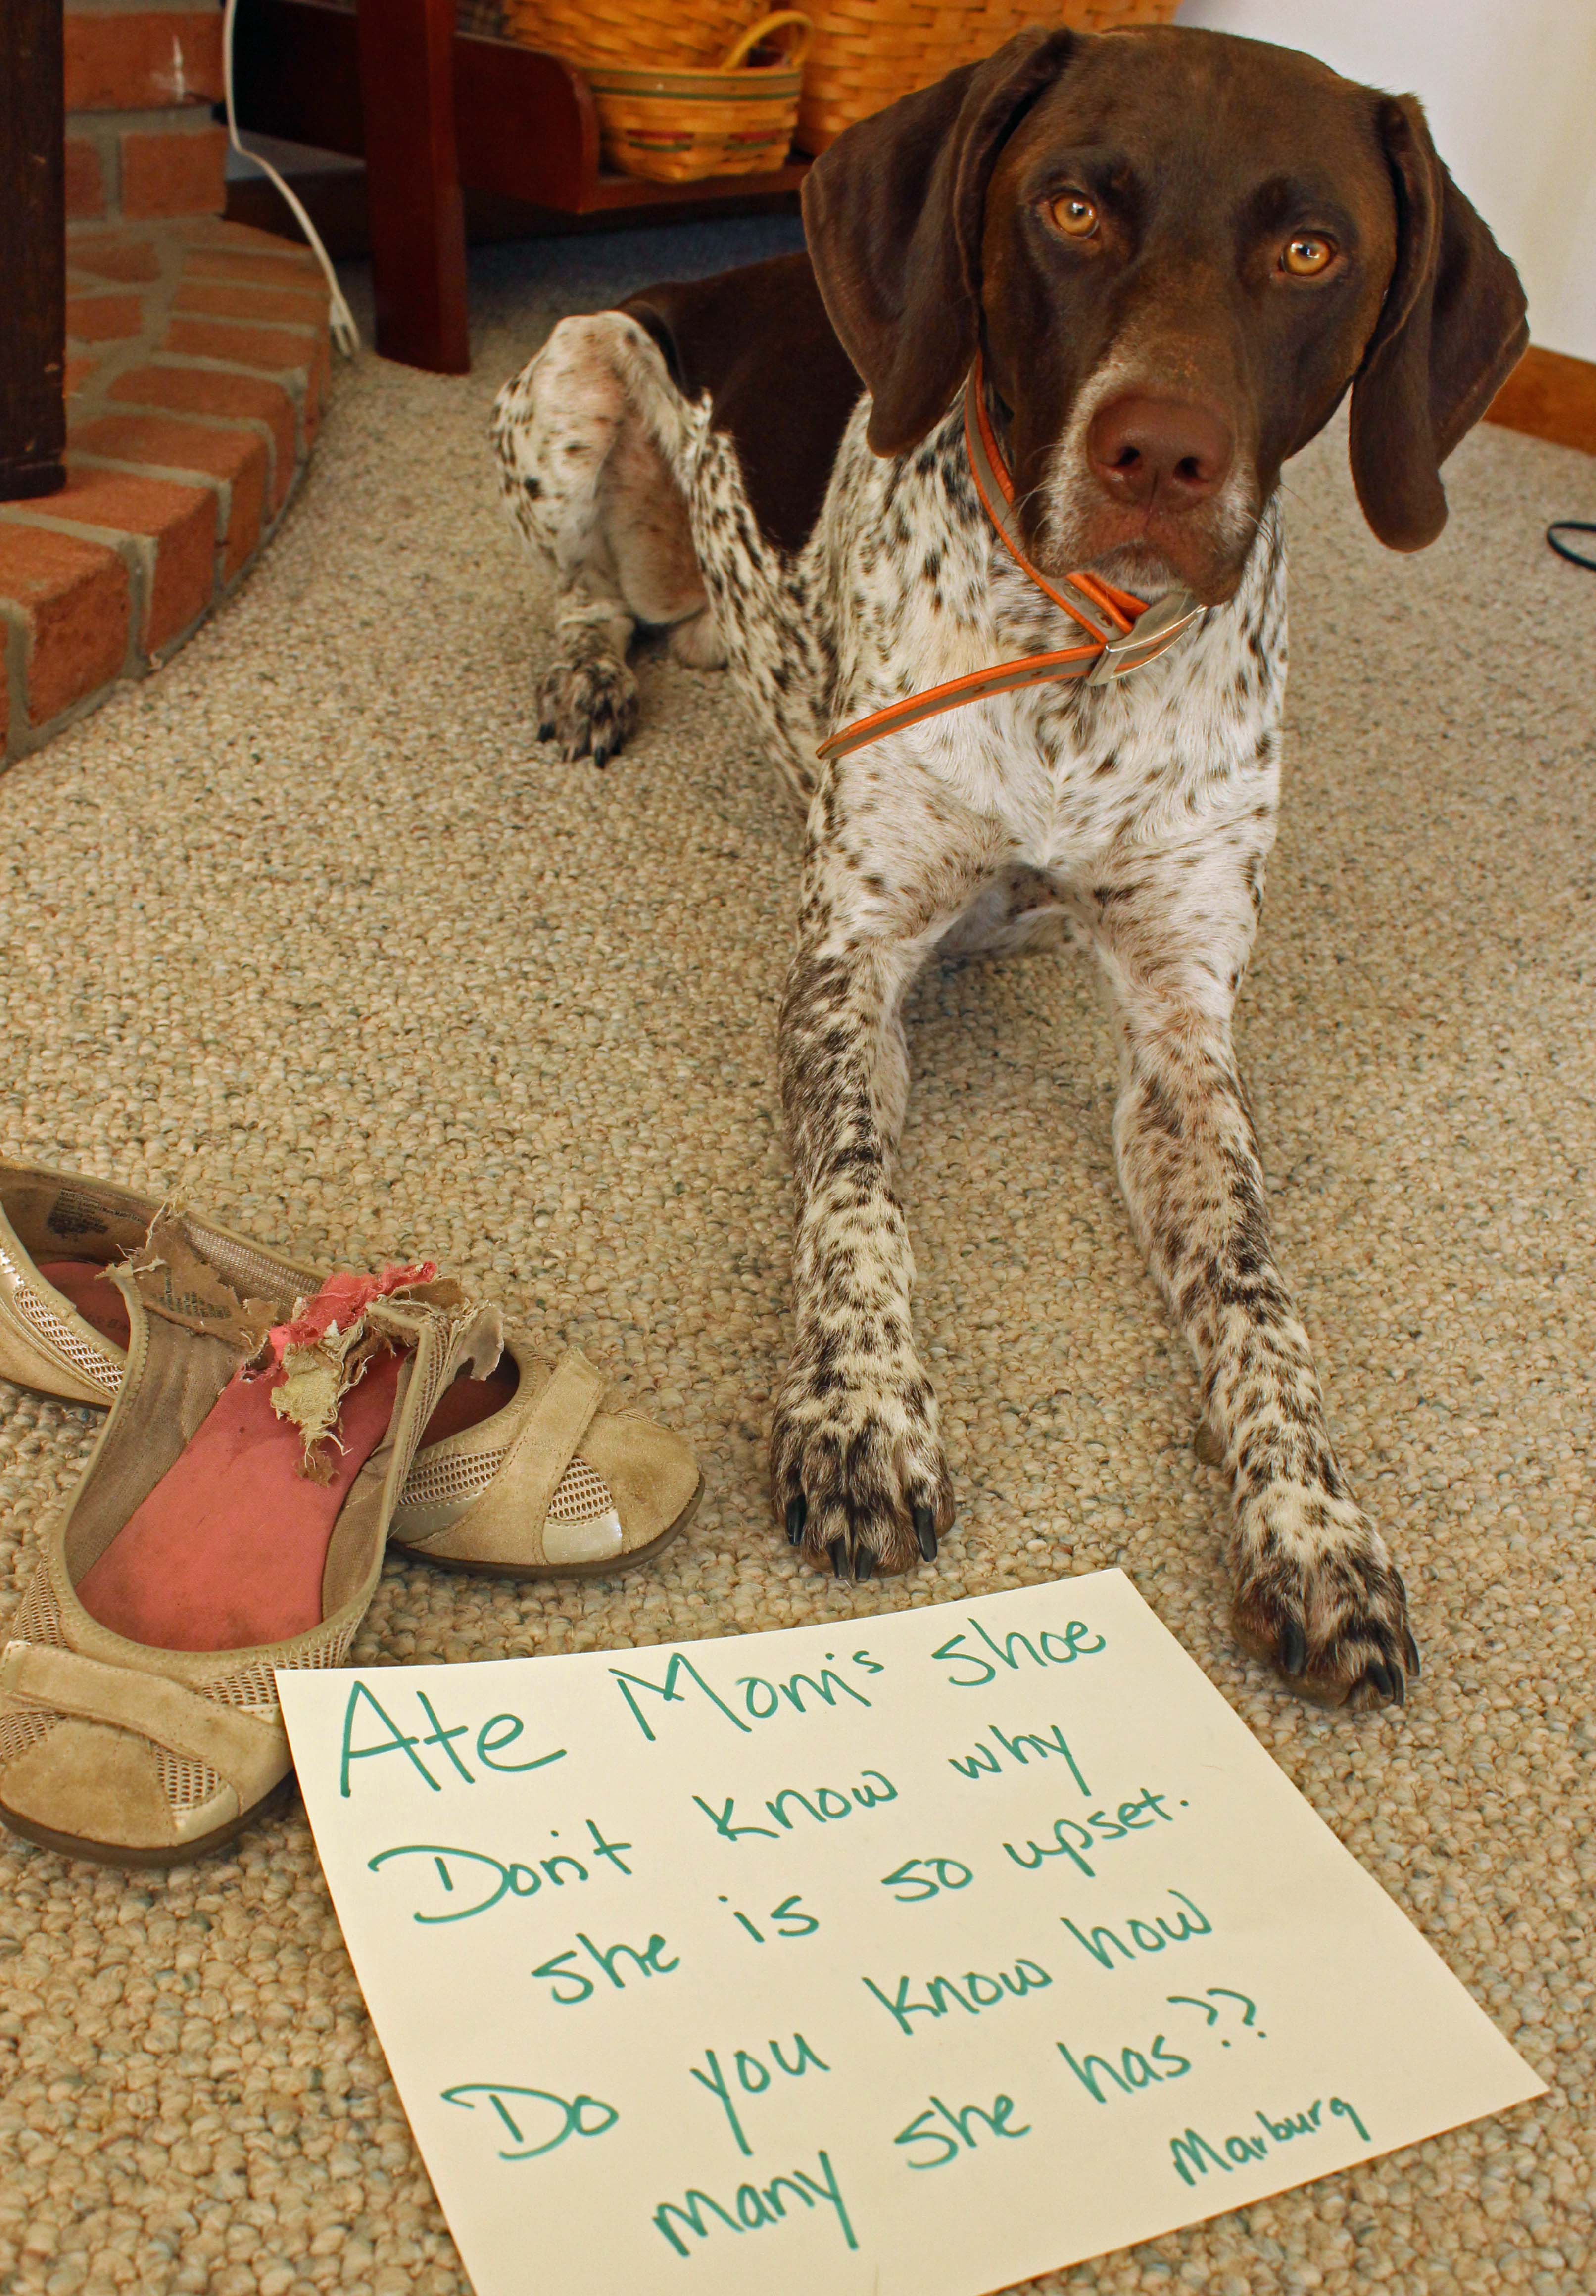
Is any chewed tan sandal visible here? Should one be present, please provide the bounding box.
[0,1220,501,1866]
[390,1336,702,1577]
[0,1160,702,1581]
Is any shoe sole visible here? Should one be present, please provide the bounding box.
[390,1471,705,1582]
[0,1770,296,1871]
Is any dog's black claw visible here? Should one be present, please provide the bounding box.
[829,1539,847,1580]
[913,1505,938,1563]
[1278,1619,1307,1678]
[1403,1628,1421,1677]
[1389,1666,1406,1707]
[855,1547,874,1582]
[591,745,611,770]
[785,1496,806,1547]
[537,722,555,743]
[1360,1662,1397,1706]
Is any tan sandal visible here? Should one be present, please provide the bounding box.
[0,1160,701,1581]
[390,1337,702,1578]
[0,1218,501,1866]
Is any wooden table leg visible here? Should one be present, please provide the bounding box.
[0,0,66,499]
[353,0,470,374]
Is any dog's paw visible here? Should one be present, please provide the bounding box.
[1230,1483,1418,1710]
[770,1342,954,1581]
[536,654,639,767]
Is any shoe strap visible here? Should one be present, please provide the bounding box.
[0,1639,287,1805]
[505,1350,607,1529]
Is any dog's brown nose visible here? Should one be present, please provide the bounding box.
[1087,395,1234,508]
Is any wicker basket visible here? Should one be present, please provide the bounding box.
[795,0,1181,156]
[502,0,757,71]
[583,14,811,183]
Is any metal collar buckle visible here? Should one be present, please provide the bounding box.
[1086,588,1207,684]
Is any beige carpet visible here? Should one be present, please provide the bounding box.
[0,218,1592,2294]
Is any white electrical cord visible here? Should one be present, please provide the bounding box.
[221,0,359,357]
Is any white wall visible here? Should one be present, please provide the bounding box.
[1175,0,1596,362]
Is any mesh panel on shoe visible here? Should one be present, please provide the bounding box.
[14,1568,69,1649]
[206,1614,361,1718]
[0,1709,60,1770]
[547,1458,616,1524]
[3,1260,120,1394]
[400,1438,615,1523]
[192,1224,307,1307]
[400,1436,511,1511]
[204,1661,282,1715]
[156,1747,223,1815]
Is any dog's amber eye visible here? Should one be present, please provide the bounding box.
[1048,191,1099,239]
[1282,234,1335,277]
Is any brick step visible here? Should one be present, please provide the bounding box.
[0,218,334,764]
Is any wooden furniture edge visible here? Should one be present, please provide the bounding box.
[1485,345,1596,457]
[1,0,66,501]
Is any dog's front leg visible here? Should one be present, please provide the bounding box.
[772,787,995,1578]
[1096,860,1418,1710]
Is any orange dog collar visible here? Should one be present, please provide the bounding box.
[817,359,1204,764]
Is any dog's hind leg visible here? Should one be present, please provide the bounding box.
[490,313,721,765]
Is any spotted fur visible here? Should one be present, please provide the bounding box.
[489,312,1418,1709]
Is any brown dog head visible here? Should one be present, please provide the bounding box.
[802,26,1527,605]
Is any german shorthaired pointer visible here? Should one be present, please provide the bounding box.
[489,26,1526,1710]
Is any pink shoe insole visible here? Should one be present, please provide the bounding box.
[78,1351,405,1651]
[55,1252,521,1652]
[42,1258,517,1442]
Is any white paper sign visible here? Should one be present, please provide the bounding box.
[277,1572,1541,2296]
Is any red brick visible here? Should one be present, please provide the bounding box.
[120,126,226,220]
[65,11,223,111]
[0,525,130,726]
[65,356,101,397]
[65,139,106,222]
[66,291,147,344]
[107,364,297,508]
[72,411,267,582]
[176,217,316,261]
[173,279,328,326]
[162,315,319,375]
[183,246,319,287]
[67,231,161,285]
[41,468,217,655]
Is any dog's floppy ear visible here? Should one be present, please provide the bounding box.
[1348,95,1528,552]
[802,29,1079,458]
